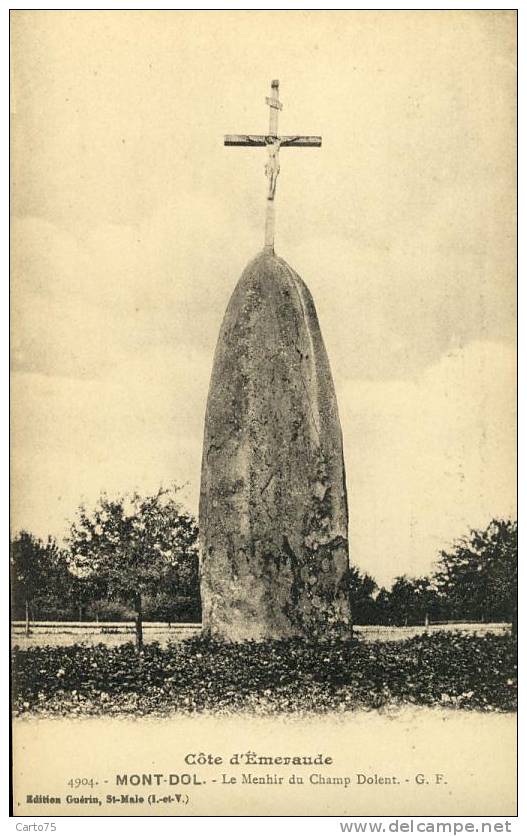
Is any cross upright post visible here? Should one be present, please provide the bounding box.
[266,78,282,138]
[224,80,322,254]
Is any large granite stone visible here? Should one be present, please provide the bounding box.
[199,251,351,641]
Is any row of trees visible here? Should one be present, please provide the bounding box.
[11,487,200,648]
[11,486,517,648]
[347,518,517,630]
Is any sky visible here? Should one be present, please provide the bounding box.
[11,11,516,586]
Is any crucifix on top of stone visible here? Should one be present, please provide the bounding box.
[224,80,322,252]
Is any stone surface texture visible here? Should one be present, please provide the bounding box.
[199,251,351,641]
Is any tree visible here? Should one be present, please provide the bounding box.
[409,576,441,626]
[434,519,517,627]
[345,566,378,625]
[386,575,417,626]
[383,575,440,626]
[67,487,199,650]
[67,570,108,622]
[10,532,69,633]
[373,586,392,625]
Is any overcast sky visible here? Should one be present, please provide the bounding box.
[11,11,516,585]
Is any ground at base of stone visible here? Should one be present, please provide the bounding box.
[12,632,517,717]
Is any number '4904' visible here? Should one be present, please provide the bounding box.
[67,778,96,788]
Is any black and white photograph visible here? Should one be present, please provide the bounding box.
[10,10,517,818]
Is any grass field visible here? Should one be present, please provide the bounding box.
[11,621,511,649]
[11,623,201,648]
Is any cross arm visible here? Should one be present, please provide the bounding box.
[224,134,322,147]
[224,135,267,146]
[278,136,322,148]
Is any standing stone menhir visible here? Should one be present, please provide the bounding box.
[199,81,352,641]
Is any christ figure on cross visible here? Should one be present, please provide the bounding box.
[265,138,281,200]
[224,80,322,252]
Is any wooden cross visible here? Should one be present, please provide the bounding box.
[224,80,322,252]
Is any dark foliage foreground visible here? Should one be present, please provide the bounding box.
[12,632,516,717]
